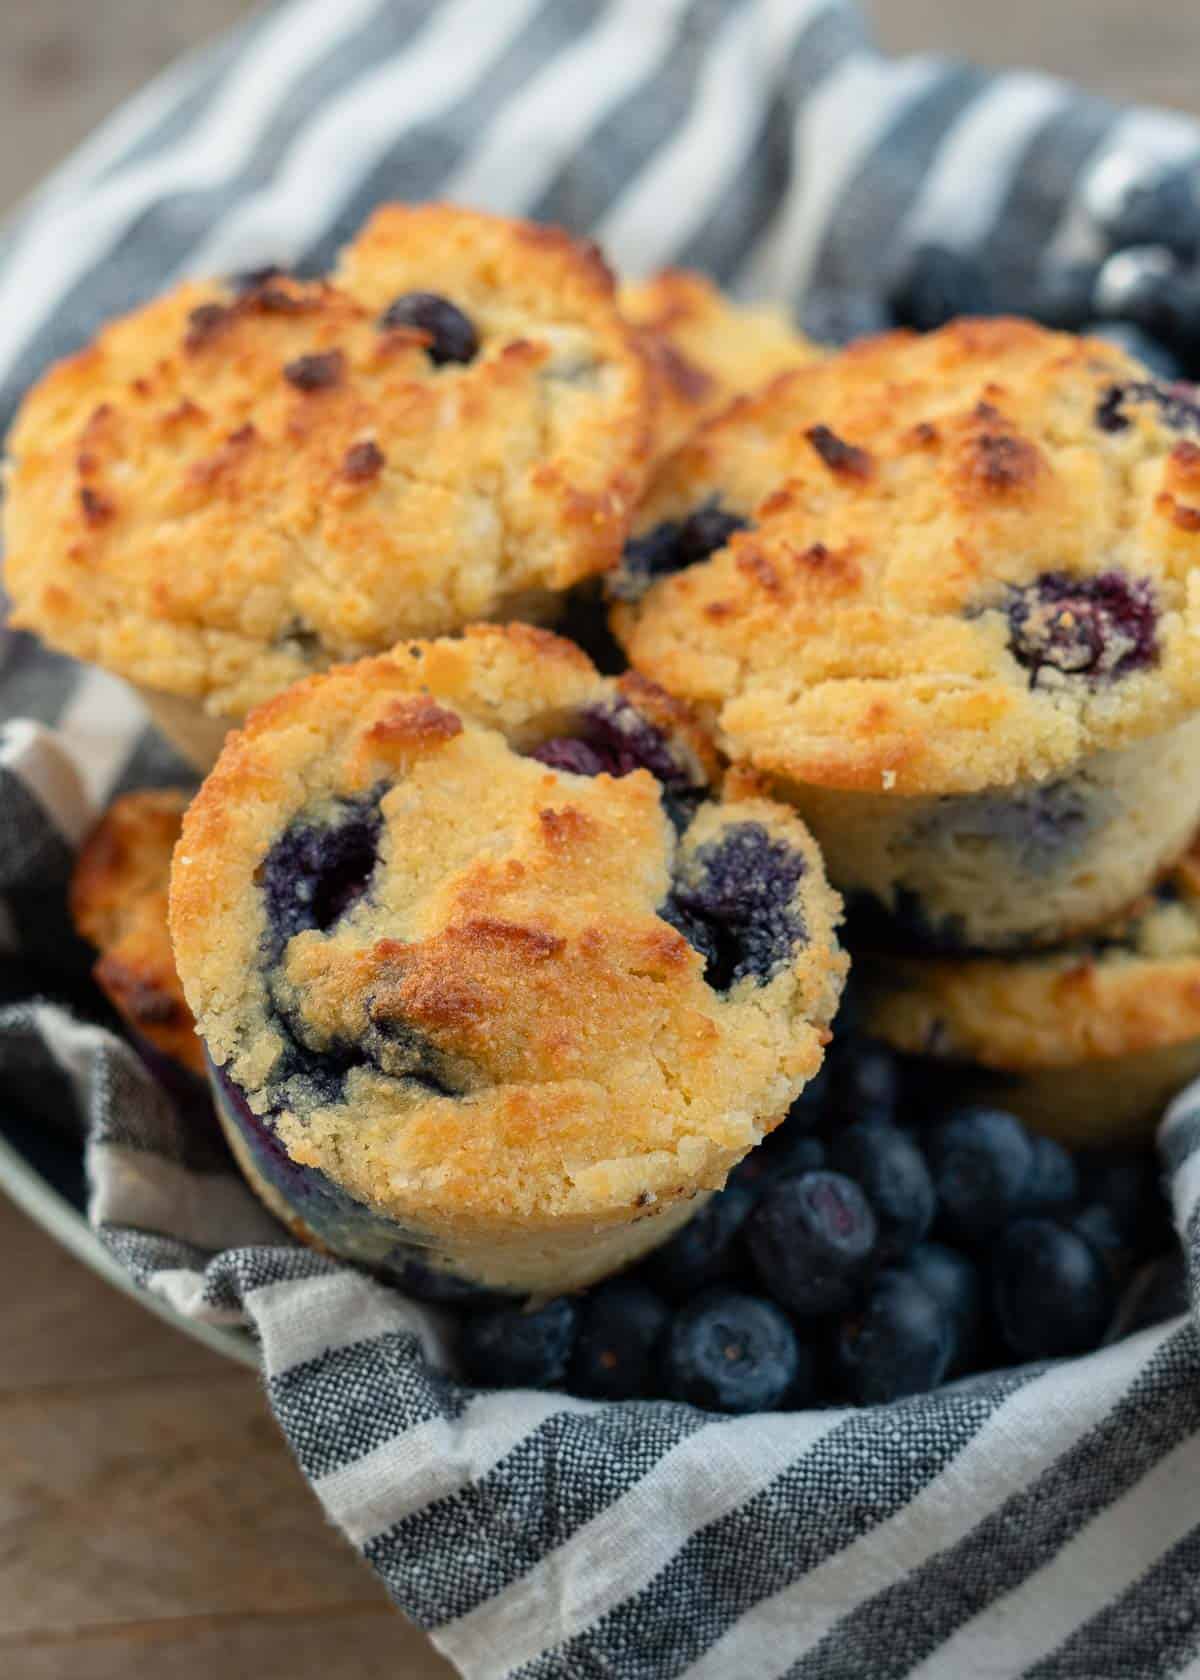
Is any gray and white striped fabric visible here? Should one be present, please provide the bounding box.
[3,2,1200,1673]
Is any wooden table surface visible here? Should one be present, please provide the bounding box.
[3,3,1200,1676]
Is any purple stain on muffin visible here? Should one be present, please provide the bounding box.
[661,822,807,989]
[610,500,751,602]
[1006,571,1158,685]
[379,291,479,366]
[1094,379,1200,435]
[258,790,385,960]
[918,780,1095,880]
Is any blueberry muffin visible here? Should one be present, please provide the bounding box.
[169,625,847,1297]
[71,789,203,1079]
[5,204,655,770]
[611,318,1200,950]
[865,835,1200,1142]
[620,269,821,460]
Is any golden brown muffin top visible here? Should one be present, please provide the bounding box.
[170,625,846,1236]
[612,318,1200,795]
[620,269,821,460]
[5,203,654,719]
[70,788,204,1076]
[866,833,1200,1069]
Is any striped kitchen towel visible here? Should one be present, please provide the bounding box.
[3,2,1200,1675]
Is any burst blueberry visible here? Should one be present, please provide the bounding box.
[1094,378,1200,435]
[746,1170,877,1316]
[662,1288,802,1413]
[661,823,807,990]
[258,793,384,958]
[529,699,695,793]
[380,290,479,365]
[1005,570,1158,685]
[614,502,749,601]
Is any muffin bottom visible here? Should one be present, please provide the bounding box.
[136,685,236,774]
[211,1063,707,1299]
[781,713,1200,952]
[937,1041,1200,1145]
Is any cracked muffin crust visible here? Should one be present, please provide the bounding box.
[865,834,1200,1142]
[4,204,655,766]
[611,318,1200,948]
[170,625,846,1295]
[619,269,821,461]
[71,788,203,1078]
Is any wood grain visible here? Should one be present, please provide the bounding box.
[1,4,1196,1677]
[0,1198,454,1676]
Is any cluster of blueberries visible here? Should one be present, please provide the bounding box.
[458,1030,1185,1413]
[800,155,1200,379]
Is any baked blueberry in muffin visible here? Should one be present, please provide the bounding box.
[169,625,847,1296]
[4,204,656,769]
[71,789,203,1081]
[611,318,1200,950]
[620,269,821,463]
[864,830,1200,1142]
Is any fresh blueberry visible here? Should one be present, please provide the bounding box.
[1005,570,1158,686]
[890,244,995,331]
[831,1037,901,1127]
[641,1185,755,1300]
[458,1297,579,1388]
[1083,320,1183,379]
[661,823,807,991]
[799,288,891,345]
[380,291,479,365]
[1078,1147,1169,1253]
[1028,262,1100,330]
[992,1218,1115,1360]
[662,1288,802,1413]
[903,1242,983,1374]
[836,1270,954,1404]
[569,1280,670,1401]
[1019,1135,1079,1217]
[1085,158,1200,260]
[1115,1250,1190,1337]
[829,1120,935,1262]
[929,1107,1036,1243]
[1071,1203,1138,1286]
[746,1170,877,1316]
[729,1132,825,1197]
